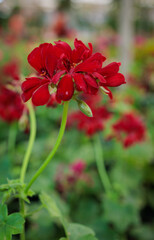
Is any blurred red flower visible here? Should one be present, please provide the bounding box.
[70,159,86,176]
[67,94,112,136]
[22,39,125,106]
[112,113,146,148]
[2,60,20,81]
[55,159,92,195]
[0,86,24,123]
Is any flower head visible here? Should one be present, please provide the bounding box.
[112,113,146,147]
[21,39,125,107]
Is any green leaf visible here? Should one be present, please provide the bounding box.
[7,213,25,235]
[39,192,61,218]
[0,204,25,240]
[103,195,139,232]
[0,204,8,220]
[68,223,96,240]
[39,192,68,238]
[79,235,98,240]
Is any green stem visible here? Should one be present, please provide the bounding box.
[93,134,112,193]
[20,101,36,183]
[25,101,69,194]
[19,198,25,240]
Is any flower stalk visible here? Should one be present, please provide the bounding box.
[93,134,112,193]
[25,101,69,193]
[20,101,36,183]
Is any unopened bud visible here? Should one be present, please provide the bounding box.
[76,99,93,117]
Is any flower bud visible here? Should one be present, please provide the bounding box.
[76,99,93,117]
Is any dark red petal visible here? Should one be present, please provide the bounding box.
[75,53,106,73]
[86,85,98,95]
[56,74,74,101]
[28,47,43,73]
[22,77,49,92]
[105,73,126,87]
[22,77,41,91]
[54,40,72,60]
[73,73,87,92]
[52,70,66,84]
[99,62,121,77]
[45,45,57,77]
[32,84,50,106]
[92,72,106,83]
[88,42,93,55]
[84,74,98,88]
[40,43,52,70]
[72,39,92,62]
[21,85,39,102]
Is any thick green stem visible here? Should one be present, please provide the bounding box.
[93,134,112,193]
[20,101,36,183]
[25,101,69,194]
[19,198,25,240]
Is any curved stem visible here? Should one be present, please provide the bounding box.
[93,134,112,193]
[25,101,69,194]
[20,101,36,183]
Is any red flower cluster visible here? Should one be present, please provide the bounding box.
[55,160,92,195]
[67,95,112,136]
[0,86,24,123]
[112,113,146,148]
[21,39,125,106]
[70,160,86,176]
[2,60,20,81]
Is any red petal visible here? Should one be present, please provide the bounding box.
[32,84,50,106]
[73,73,87,92]
[84,74,98,88]
[92,72,106,83]
[52,70,66,84]
[105,73,126,87]
[75,53,106,73]
[54,41,72,60]
[72,39,93,63]
[45,45,57,77]
[56,74,74,101]
[28,47,42,73]
[22,77,47,91]
[88,42,93,55]
[40,43,52,70]
[99,62,121,77]
[86,85,98,95]
[22,84,40,102]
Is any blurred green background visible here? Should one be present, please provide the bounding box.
[0,0,154,239]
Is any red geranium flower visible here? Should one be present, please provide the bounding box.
[0,86,24,123]
[2,60,20,81]
[21,39,125,106]
[112,113,146,147]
